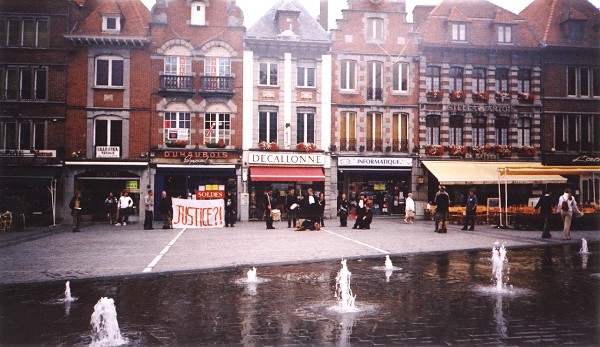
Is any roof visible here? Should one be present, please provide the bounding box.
[519,0,600,48]
[245,0,329,42]
[69,0,150,39]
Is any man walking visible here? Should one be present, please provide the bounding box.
[143,190,154,230]
[69,191,83,232]
[286,188,298,228]
[534,190,553,238]
[434,186,450,233]
[160,190,172,229]
[116,191,133,226]
[461,189,478,231]
[557,188,580,240]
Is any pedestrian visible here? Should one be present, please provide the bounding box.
[224,190,236,227]
[338,193,349,227]
[143,190,154,230]
[264,187,275,229]
[404,192,415,224]
[557,189,580,240]
[69,190,83,232]
[434,186,450,233]
[104,192,118,224]
[159,190,172,229]
[461,189,478,231]
[296,188,318,231]
[317,192,326,227]
[534,190,553,238]
[359,200,373,229]
[116,191,133,226]
[352,193,366,229]
[285,187,298,228]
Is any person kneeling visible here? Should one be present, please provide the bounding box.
[296,218,318,231]
[359,203,373,229]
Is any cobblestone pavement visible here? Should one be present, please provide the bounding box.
[1,217,598,284]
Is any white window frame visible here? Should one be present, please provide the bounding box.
[451,23,466,41]
[297,66,315,88]
[163,111,191,144]
[190,1,206,25]
[95,56,124,87]
[392,61,409,93]
[204,113,231,145]
[497,25,512,43]
[367,17,383,41]
[259,62,278,86]
[102,15,121,32]
[340,60,356,91]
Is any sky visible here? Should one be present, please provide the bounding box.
[141,0,600,29]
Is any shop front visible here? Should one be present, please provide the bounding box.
[244,151,327,221]
[337,156,413,216]
[151,148,241,221]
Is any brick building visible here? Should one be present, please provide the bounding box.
[330,0,420,217]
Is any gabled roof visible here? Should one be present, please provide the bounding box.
[493,10,516,24]
[245,0,329,43]
[447,7,470,22]
[520,0,600,48]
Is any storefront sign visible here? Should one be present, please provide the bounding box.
[172,197,224,228]
[159,150,230,159]
[248,152,324,166]
[196,190,225,199]
[338,157,412,167]
[0,149,56,157]
[96,146,120,158]
[447,104,515,113]
[545,154,600,166]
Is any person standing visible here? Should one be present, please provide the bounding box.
[461,189,478,231]
[264,187,275,229]
[285,188,298,228]
[338,193,349,227]
[434,186,450,233]
[116,191,133,226]
[352,193,366,229]
[69,191,83,232]
[143,190,154,230]
[404,192,415,224]
[224,190,236,227]
[104,192,118,224]
[159,190,173,229]
[557,189,580,240]
[534,190,553,238]
[317,192,326,227]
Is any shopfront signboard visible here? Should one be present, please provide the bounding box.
[96,146,120,158]
[248,152,325,166]
[338,156,412,167]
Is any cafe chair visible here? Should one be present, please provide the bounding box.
[1,211,13,233]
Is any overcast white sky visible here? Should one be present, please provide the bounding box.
[141,0,600,29]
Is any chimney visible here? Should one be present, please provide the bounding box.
[319,0,328,31]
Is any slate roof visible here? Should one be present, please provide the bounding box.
[70,0,150,38]
[519,0,600,48]
[245,0,329,42]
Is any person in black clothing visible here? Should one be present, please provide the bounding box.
[159,190,172,229]
[264,187,275,229]
[434,186,450,233]
[104,192,118,224]
[534,190,553,238]
[359,200,374,229]
[285,188,298,228]
[461,189,478,231]
[69,191,83,232]
[224,190,236,227]
[352,193,366,229]
[296,188,318,231]
[338,193,349,227]
[317,192,326,227]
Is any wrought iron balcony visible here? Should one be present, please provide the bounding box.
[339,138,357,151]
[199,75,234,98]
[366,87,383,101]
[159,75,194,94]
[392,140,409,152]
[367,139,383,151]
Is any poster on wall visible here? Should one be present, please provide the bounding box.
[172,198,224,228]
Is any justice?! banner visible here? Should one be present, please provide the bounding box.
[171,198,224,228]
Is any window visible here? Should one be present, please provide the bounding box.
[0,18,48,47]
[497,25,512,43]
[495,68,509,92]
[95,56,123,87]
[392,113,408,151]
[568,66,598,97]
[451,23,466,41]
[517,69,531,94]
[366,112,382,151]
[449,115,463,145]
[340,111,356,151]
[425,115,440,146]
[555,115,599,152]
[0,66,46,101]
[426,66,441,92]
[367,18,383,41]
[296,110,315,144]
[102,15,121,32]
[449,67,463,92]
[1,120,45,150]
[297,66,315,87]
[259,62,278,86]
[190,1,206,25]
[204,113,231,145]
[495,116,509,146]
[472,115,486,146]
[340,60,356,90]
[366,61,382,100]
[258,110,277,143]
[94,119,123,157]
[204,57,231,90]
[472,68,486,93]
[593,67,600,97]
[163,112,191,144]
[165,56,191,76]
[517,117,531,147]
[392,62,409,92]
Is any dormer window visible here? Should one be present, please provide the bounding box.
[497,25,512,43]
[451,23,466,41]
[191,1,206,26]
[102,15,121,32]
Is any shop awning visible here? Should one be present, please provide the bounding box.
[422,161,567,185]
[0,166,62,179]
[251,167,325,182]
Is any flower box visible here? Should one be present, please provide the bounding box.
[425,145,444,156]
[259,141,279,151]
[517,92,535,102]
[450,91,466,102]
[166,140,188,148]
[516,146,538,157]
[449,145,467,157]
[471,145,493,154]
[426,90,443,100]
[472,91,489,102]
[205,141,226,148]
[296,142,316,152]
[495,92,510,102]
[496,145,513,158]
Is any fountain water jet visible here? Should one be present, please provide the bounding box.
[580,238,589,254]
[90,297,127,347]
[384,255,393,270]
[64,281,76,303]
[492,242,509,292]
[247,267,257,283]
[334,259,356,310]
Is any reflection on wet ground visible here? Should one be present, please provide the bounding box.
[0,242,598,345]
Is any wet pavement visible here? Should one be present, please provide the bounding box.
[0,218,598,345]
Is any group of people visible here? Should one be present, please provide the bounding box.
[428,185,478,234]
[262,187,327,231]
[534,188,581,240]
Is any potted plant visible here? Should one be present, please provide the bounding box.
[450,91,466,101]
[425,144,444,156]
[472,91,489,102]
[166,140,187,148]
[471,145,492,155]
[205,140,226,148]
[495,91,510,102]
[517,92,535,102]
[426,90,443,100]
[448,145,467,157]
[516,146,538,157]
[495,145,513,158]
[296,142,316,152]
[259,141,278,150]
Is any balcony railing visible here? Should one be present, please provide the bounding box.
[159,75,194,94]
[392,140,409,152]
[366,139,383,151]
[339,138,357,151]
[199,75,234,98]
[366,87,383,101]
